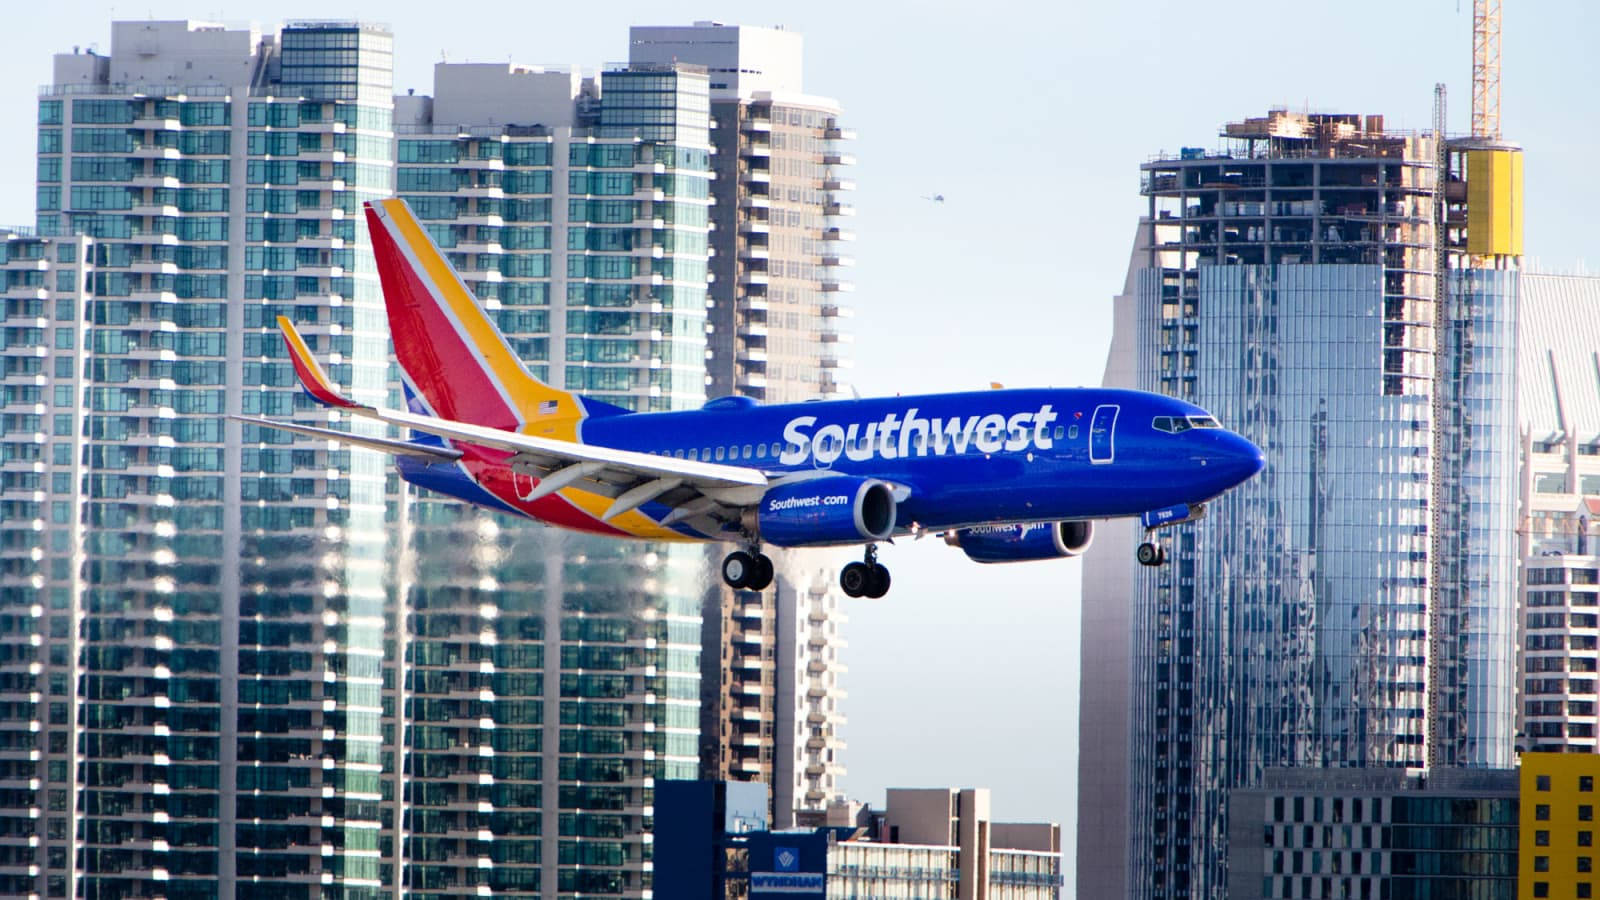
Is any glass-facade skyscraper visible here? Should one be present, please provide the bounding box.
[2,18,820,900]
[391,60,714,896]
[21,19,398,898]
[1091,110,1522,899]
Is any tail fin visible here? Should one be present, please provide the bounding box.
[365,198,580,430]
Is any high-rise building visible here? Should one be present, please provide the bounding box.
[1094,109,1522,899]
[628,22,854,405]
[391,60,714,897]
[1516,273,1600,754]
[20,19,400,898]
[629,22,852,828]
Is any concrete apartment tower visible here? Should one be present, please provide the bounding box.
[1082,109,1523,899]
[630,22,853,828]
[1516,273,1600,754]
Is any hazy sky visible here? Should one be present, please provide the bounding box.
[6,1,1597,891]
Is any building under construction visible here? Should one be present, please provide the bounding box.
[1080,103,1526,900]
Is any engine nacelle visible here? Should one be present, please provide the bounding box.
[757,476,897,547]
[948,520,1093,564]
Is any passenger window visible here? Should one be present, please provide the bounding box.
[715,447,726,461]
[771,442,783,457]
[1068,425,1079,440]
[1053,426,1064,440]
[756,443,767,459]
[742,444,753,458]
[702,447,712,459]
[688,449,698,461]
[674,449,684,459]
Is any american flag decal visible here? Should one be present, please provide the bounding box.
[538,400,559,415]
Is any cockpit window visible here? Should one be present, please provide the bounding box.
[1152,416,1192,434]
[1187,416,1221,429]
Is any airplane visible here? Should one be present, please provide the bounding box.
[235,198,1265,598]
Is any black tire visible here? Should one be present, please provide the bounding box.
[863,564,891,599]
[840,562,871,597]
[1136,542,1161,567]
[745,554,775,591]
[722,551,755,588]
[1155,545,1167,566]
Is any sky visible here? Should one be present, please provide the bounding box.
[6,0,1599,892]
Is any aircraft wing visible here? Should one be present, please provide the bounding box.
[265,315,769,525]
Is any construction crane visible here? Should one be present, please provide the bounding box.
[1471,0,1501,140]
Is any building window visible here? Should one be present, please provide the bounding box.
[1537,830,1551,846]
[1536,881,1550,898]
[1580,884,1592,899]
[1584,806,1595,822]
[1584,858,1595,874]
[1536,856,1550,872]
[1582,831,1593,847]
[1539,774,1553,791]
[1538,804,1552,821]
[1584,776,1595,792]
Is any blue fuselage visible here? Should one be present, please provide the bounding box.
[564,386,1262,536]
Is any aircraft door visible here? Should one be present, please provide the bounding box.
[1089,404,1118,464]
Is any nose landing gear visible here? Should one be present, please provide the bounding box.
[1136,541,1166,567]
[721,547,775,591]
[840,544,891,598]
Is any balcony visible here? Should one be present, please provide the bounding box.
[823,178,856,192]
[822,152,856,167]
[822,228,855,242]
[130,204,180,219]
[131,174,180,190]
[132,117,181,132]
[824,203,855,218]
[740,117,772,133]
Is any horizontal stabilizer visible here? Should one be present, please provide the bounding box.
[229,415,463,462]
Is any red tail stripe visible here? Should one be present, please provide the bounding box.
[367,207,520,428]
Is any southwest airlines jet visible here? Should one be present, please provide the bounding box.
[237,199,1264,598]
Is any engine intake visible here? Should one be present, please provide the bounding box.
[757,476,897,547]
[949,520,1093,564]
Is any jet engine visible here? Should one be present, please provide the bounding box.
[756,476,897,547]
[947,520,1093,564]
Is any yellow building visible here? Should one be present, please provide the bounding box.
[1521,753,1600,899]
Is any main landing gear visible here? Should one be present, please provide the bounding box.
[721,547,775,591]
[839,544,891,599]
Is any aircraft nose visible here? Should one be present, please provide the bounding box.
[1218,431,1265,484]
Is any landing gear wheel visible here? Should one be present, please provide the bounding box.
[745,553,775,591]
[722,551,756,588]
[1136,542,1166,567]
[840,562,872,598]
[863,564,891,599]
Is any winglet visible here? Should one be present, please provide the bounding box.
[277,316,369,411]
